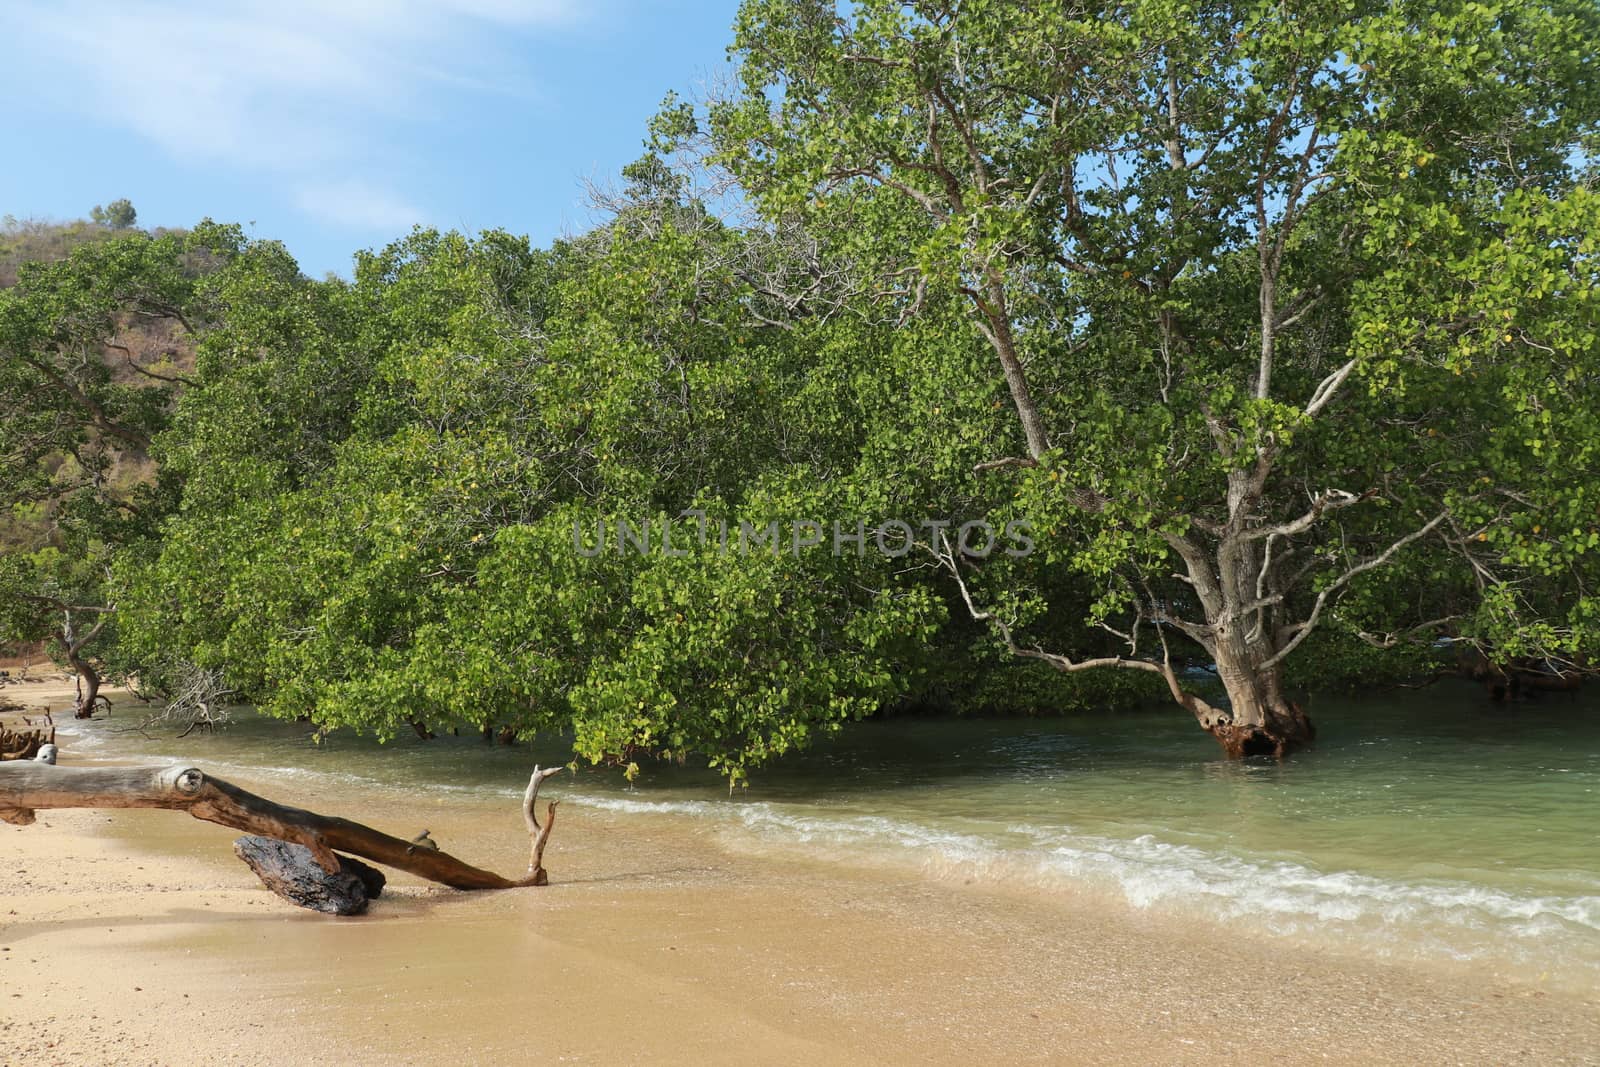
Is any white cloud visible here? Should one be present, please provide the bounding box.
[1,0,580,230]
[292,179,425,232]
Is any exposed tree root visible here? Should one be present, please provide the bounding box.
[0,724,56,761]
[1204,702,1315,759]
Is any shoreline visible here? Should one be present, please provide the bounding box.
[3,725,1598,1064]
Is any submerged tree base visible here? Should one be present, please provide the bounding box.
[1205,703,1316,759]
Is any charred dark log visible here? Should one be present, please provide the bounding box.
[233,835,387,915]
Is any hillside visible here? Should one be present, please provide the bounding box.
[0,208,200,671]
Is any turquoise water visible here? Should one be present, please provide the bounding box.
[73,681,1600,989]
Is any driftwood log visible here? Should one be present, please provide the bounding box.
[0,762,562,908]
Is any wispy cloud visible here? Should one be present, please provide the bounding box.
[292,179,427,232]
[0,0,580,232]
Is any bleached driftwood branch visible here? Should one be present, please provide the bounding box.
[0,761,562,891]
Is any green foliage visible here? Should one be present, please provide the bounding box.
[12,0,1600,773]
[911,649,1167,718]
[1277,630,1447,695]
[711,0,1600,686]
[115,215,975,780]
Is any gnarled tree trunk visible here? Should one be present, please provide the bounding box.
[1204,639,1314,758]
[1145,634,1313,759]
[58,608,111,720]
[1146,510,1320,758]
[69,656,102,720]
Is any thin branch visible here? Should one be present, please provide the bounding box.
[1305,357,1360,418]
[521,765,563,885]
[935,534,1166,679]
[1239,488,1373,542]
[1355,617,1460,649]
[972,456,1038,474]
[1261,510,1450,669]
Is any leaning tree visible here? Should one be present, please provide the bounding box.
[710,0,1600,754]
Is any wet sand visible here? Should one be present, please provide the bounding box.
[0,674,85,719]
[2,702,1599,1064]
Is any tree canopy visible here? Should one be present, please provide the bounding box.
[705,0,1600,753]
[3,1,1597,773]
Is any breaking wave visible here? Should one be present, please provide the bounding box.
[573,794,1600,985]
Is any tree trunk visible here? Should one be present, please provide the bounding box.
[57,609,111,720]
[0,762,564,898]
[1204,639,1314,758]
[70,656,102,720]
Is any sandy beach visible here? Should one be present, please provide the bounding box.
[2,684,1598,1065]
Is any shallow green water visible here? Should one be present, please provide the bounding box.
[74,680,1600,988]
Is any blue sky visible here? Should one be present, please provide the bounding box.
[0,1,743,277]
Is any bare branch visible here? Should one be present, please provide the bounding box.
[1239,488,1373,542]
[1305,357,1360,418]
[1356,617,1460,649]
[972,456,1038,474]
[935,534,1167,679]
[1261,510,1450,669]
[522,765,564,885]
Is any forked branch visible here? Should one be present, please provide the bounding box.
[522,764,563,886]
[1261,510,1450,669]
[933,534,1168,681]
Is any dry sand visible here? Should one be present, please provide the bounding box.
[1,688,1597,1065]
